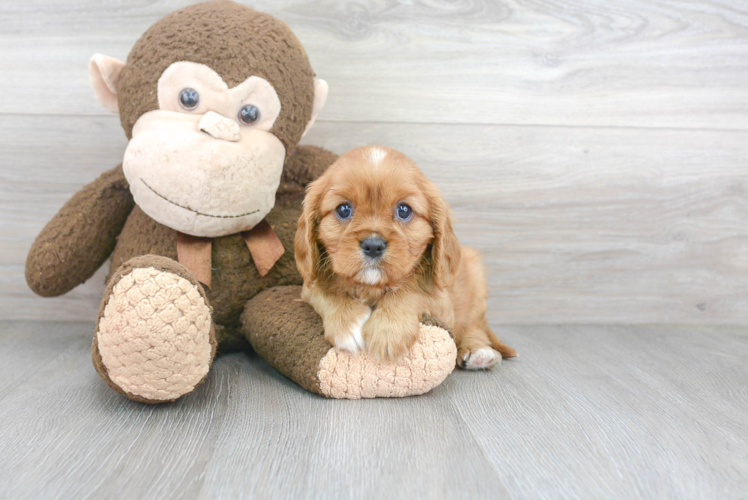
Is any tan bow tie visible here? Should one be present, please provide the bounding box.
[176,219,285,289]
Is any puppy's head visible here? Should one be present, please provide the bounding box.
[295,146,460,290]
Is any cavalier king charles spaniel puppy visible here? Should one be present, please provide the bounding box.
[295,146,516,369]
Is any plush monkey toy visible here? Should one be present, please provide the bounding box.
[26,1,456,402]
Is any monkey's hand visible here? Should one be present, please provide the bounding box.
[244,286,457,399]
[26,165,135,297]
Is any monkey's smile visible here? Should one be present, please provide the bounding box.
[141,179,260,219]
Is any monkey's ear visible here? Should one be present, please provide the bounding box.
[301,79,328,138]
[89,54,126,113]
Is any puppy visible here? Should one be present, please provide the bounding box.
[295,146,516,369]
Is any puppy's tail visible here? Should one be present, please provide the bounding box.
[486,325,518,358]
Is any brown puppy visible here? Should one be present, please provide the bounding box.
[295,146,516,368]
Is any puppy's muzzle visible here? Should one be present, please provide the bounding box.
[361,237,386,259]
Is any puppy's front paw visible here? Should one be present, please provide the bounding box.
[458,347,501,370]
[363,312,420,363]
[327,309,371,354]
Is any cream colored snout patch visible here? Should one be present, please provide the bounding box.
[199,111,241,142]
[90,59,329,237]
[123,110,286,238]
[121,61,288,238]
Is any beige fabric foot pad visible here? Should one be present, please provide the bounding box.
[95,262,214,403]
[318,324,457,399]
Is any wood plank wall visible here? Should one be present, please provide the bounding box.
[1,0,747,323]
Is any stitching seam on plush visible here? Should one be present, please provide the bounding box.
[141,178,260,219]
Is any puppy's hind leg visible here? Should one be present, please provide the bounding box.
[451,246,517,370]
[457,326,501,370]
[486,324,518,359]
[457,320,517,370]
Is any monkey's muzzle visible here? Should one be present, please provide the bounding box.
[123,110,286,237]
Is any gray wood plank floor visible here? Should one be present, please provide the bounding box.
[1,321,746,499]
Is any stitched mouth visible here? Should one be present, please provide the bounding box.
[141,179,259,219]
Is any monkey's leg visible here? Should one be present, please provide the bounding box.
[241,286,457,399]
[92,255,216,404]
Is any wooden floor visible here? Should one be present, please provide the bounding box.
[1,321,746,499]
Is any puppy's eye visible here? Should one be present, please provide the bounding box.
[396,203,412,221]
[238,104,260,125]
[336,203,353,220]
[179,88,200,111]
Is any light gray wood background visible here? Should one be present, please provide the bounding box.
[2,0,748,324]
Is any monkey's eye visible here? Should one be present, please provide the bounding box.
[396,203,412,221]
[336,203,353,220]
[239,104,260,125]
[179,88,200,111]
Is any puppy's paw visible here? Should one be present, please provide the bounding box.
[365,334,409,363]
[329,309,371,354]
[458,347,501,370]
[363,312,420,363]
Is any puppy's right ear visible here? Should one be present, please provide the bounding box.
[295,179,323,283]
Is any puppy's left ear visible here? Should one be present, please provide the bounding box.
[429,192,462,290]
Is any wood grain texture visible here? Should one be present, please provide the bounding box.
[2,0,748,323]
[1,0,747,129]
[3,115,748,323]
[1,321,746,499]
[306,122,748,324]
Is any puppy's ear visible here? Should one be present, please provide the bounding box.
[429,192,461,290]
[295,178,324,283]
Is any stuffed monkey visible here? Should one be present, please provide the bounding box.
[26,1,456,402]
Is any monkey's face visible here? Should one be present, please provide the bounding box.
[89,3,328,237]
[122,62,286,237]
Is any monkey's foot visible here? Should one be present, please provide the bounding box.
[242,286,457,399]
[92,256,216,404]
[316,324,456,398]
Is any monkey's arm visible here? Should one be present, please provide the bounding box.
[242,286,457,399]
[282,145,338,187]
[26,165,135,297]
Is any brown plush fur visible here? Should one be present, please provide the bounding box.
[241,286,331,395]
[25,2,340,395]
[82,145,333,345]
[295,146,516,364]
[26,2,456,400]
[26,165,134,297]
[117,0,315,155]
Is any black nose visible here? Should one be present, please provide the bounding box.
[361,237,387,259]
